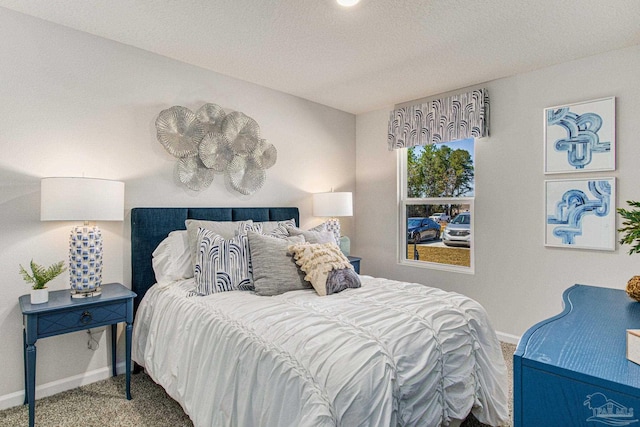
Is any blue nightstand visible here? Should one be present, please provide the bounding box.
[347,256,361,274]
[19,283,136,427]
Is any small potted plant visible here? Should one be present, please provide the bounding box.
[618,201,640,301]
[19,260,67,304]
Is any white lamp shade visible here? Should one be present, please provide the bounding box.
[41,177,125,221]
[313,192,353,217]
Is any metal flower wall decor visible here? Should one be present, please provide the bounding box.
[155,103,277,194]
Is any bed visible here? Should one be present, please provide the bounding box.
[131,207,509,427]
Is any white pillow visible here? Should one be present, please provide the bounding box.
[310,221,341,245]
[152,230,193,284]
[185,219,254,269]
[286,223,336,245]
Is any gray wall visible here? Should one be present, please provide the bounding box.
[0,8,355,405]
[354,44,640,341]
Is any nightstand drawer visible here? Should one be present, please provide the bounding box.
[37,302,126,337]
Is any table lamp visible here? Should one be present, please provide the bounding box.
[41,177,125,298]
[312,191,353,249]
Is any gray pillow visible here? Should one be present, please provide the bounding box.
[247,232,310,296]
[286,226,335,244]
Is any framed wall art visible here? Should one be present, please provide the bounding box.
[545,178,615,251]
[544,97,615,174]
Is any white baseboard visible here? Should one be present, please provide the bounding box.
[0,362,126,411]
[496,330,521,345]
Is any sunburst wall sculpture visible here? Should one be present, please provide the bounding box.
[155,103,277,195]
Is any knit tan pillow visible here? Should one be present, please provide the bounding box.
[288,242,360,296]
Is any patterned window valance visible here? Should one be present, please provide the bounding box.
[387,88,489,150]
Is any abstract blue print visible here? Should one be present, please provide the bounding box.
[544,97,615,174]
[547,108,609,169]
[546,178,615,250]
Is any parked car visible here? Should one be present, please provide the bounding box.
[429,212,451,222]
[443,212,471,247]
[407,217,441,243]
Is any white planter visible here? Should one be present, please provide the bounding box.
[30,288,49,304]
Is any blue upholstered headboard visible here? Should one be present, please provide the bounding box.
[130,207,300,311]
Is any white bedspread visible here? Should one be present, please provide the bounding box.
[133,276,509,427]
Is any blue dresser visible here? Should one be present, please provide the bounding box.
[514,285,640,426]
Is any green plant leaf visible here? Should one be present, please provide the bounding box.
[618,200,640,255]
[19,260,67,289]
[19,261,37,286]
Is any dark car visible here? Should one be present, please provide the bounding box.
[407,217,441,243]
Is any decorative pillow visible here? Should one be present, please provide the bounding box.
[247,231,309,296]
[306,221,341,246]
[237,222,263,235]
[190,227,252,296]
[152,230,193,283]
[258,218,296,237]
[186,219,253,269]
[286,224,335,244]
[264,224,290,238]
[288,242,361,296]
[308,222,328,233]
[236,223,291,239]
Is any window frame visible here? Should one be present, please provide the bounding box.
[397,146,475,274]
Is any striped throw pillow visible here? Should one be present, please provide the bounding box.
[190,227,252,295]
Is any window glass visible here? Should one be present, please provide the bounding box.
[400,139,474,272]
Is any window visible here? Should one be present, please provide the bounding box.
[399,138,475,272]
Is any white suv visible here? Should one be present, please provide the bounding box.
[429,213,450,222]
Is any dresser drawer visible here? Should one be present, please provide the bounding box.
[37,302,127,337]
[520,366,640,426]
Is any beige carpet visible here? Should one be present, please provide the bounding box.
[0,342,516,427]
[0,373,192,427]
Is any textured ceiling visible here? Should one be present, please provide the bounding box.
[1,0,639,114]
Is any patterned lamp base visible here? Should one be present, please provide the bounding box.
[69,224,103,298]
[325,218,341,246]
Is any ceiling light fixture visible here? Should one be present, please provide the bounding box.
[337,0,360,7]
